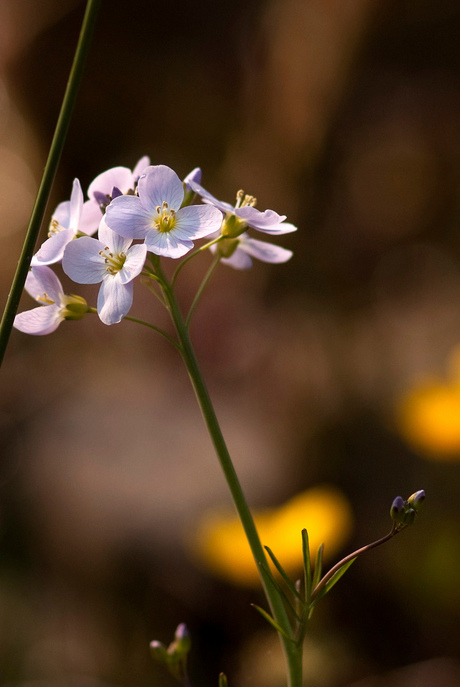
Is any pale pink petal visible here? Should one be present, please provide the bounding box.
[221,249,253,270]
[145,229,193,258]
[32,227,75,266]
[119,243,147,285]
[97,277,133,325]
[88,166,134,200]
[133,156,150,181]
[14,305,63,335]
[173,204,223,240]
[105,195,152,239]
[25,265,64,303]
[98,217,132,254]
[79,200,102,235]
[138,165,184,212]
[52,200,71,227]
[69,179,84,233]
[62,236,107,284]
[239,236,293,263]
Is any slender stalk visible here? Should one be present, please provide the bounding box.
[156,264,303,687]
[171,235,223,287]
[0,0,101,368]
[123,316,180,350]
[186,254,221,327]
[311,526,400,601]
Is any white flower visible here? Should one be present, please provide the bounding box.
[62,219,147,325]
[14,266,88,335]
[214,232,293,269]
[105,165,223,258]
[87,156,150,211]
[32,179,100,266]
[188,181,297,236]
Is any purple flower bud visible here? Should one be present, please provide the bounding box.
[390,496,406,524]
[407,490,425,512]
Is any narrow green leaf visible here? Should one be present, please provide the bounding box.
[301,529,312,605]
[259,562,301,621]
[315,558,356,603]
[312,543,324,590]
[265,545,303,602]
[251,604,293,641]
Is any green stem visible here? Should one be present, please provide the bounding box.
[156,264,303,687]
[123,316,180,350]
[171,235,223,287]
[0,0,101,368]
[311,526,400,602]
[186,255,221,327]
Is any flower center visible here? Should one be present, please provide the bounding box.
[98,246,127,275]
[234,189,257,209]
[36,291,55,305]
[48,218,65,237]
[153,201,177,233]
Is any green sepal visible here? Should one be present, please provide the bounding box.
[265,546,303,602]
[301,529,312,606]
[251,604,293,641]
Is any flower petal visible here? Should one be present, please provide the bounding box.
[69,179,84,233]
[235,206,284,228]
[132,156,150,182]
[138,165,184,212]
[174,204,223,240]
[253,221,297,235]
[62,236,107,284]
[145,230,193,258]
[105,195,152,239]
[52,200,71,228]
[239,235,293,263]
[221,248,253,270]
[32,227,75,266]
[97,277,133,325]
[98,217,132,254]
[188,180,234,214]
[183,167,202,189]
[88,166,134,200]
[14,304,63,335]
[25,265,64,303]
[79,200,102,235]
[119,243,147,284]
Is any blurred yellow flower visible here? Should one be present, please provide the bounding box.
[189,485,353,587]
[397,346,460,459]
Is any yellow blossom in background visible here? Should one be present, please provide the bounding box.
[190,485,353,587]
[397,346,460,459]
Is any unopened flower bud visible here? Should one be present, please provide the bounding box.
[407,490,425,512]
[390,496,406,524]
[150,640,168,664]
[219,672,228,687]
[172,623,191,657]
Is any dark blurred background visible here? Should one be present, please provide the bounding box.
[1,0,460,685]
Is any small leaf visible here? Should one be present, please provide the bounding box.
[315,558,356,603]
[265,546,303,602]
[312,544,324,590]
[302,529,312,606]
[259,562,300,621]
[251,604,293,641]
